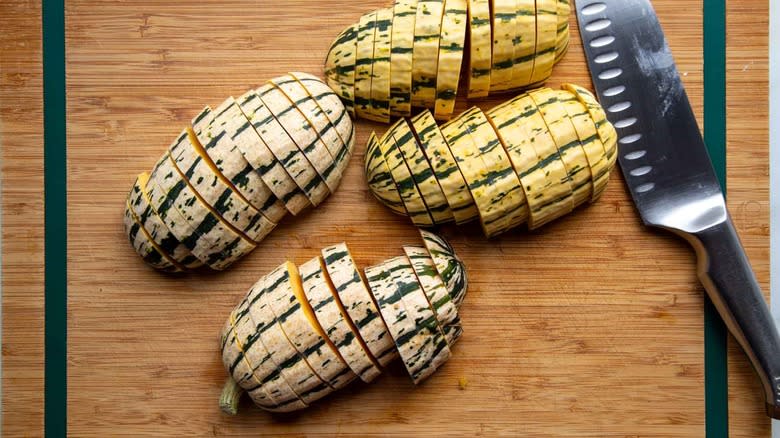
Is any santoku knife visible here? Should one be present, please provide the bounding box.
[575,0,780,418]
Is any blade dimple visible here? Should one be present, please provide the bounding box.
[607,101,632,113]
[624,150,646,160]
[598,68,623,80]
[619,133,642,144]
[603,85,626,96]
[630,166,652,177]
[581,2,607,15]
[635,182,655,193]
[590,35,615,48]
[594,51,619,64]
[614,116,637,128]
[585,18,612,32]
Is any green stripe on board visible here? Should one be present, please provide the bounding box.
[43,0,67,435]
[703,0,729,436]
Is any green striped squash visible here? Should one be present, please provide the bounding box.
[324,1,571,120]
[365,84,617,236]
[124,73,354,272]
[219,232,466,414]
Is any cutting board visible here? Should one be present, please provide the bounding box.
[1,0,771,435]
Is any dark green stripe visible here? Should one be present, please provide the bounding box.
[535,46,557,58]
[412,77,436,91]
[439,42,463,52]
[339,271,364,292]
[126,220,140,248]
[703,0,728,435]
[302,174,325,194]
[375,19,392,31]
[413,34,439,42]
[312,294,334,312]
[231,163,254,192]
[323,249,348,266]
[193,107,212,125]
[493,59,513,70]
[355,309,378,328]
[497,105,536,130]
[302,266,321,282]
[333,26,357,45]
[335,321,359,350]
[257,158,279,176]
[277,298,301,324]
[232,118,253,140]
[444,123,469,145]
[281,186,303,204]
[325,64,355,76]
[471,68,491,78]
[394,10,416,18]
[43,0,67,432]
[213,102,233,120]
[391,46,413,54]
[204,130,226,151]
[437,89,456,100]
[514,51,540,64]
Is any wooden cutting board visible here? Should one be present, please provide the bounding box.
[1,0,771,435]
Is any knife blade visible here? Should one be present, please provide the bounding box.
[575,0,780,418]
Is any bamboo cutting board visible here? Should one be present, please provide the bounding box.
[1,0,771,435]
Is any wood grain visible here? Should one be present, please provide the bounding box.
[0,0,770,435]
[725,0,772,436]
[1,0,45,435]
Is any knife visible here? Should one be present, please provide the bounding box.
[575,0,780,418]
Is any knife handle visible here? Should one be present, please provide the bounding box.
[683,218,780,418]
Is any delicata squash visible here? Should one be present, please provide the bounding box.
[365,84,618,237]
[123,73,355,272]
[218,230,467,413]
[324,0,571,121]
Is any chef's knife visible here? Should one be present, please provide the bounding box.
[575,0,780,418]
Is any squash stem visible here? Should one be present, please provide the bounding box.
[219,376,243,415]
